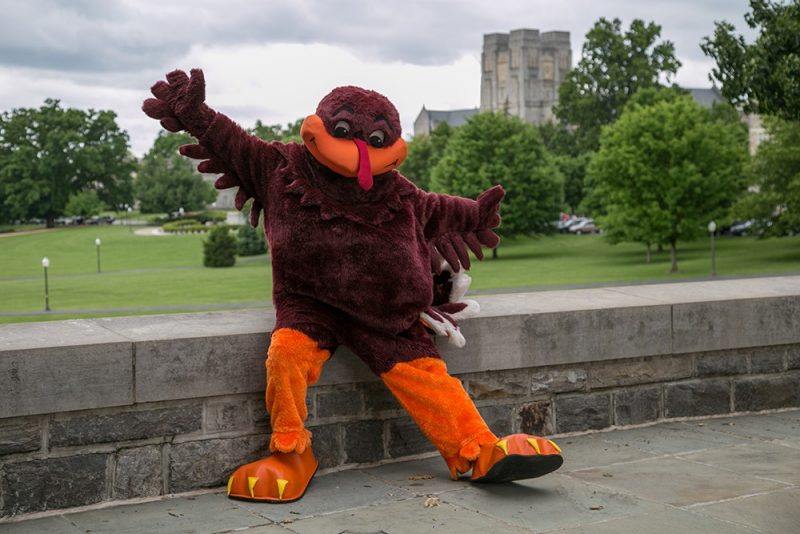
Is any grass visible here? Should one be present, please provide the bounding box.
[1,225,799,324]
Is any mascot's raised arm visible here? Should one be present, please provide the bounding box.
[143,68,563,503]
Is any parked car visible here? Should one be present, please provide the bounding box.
[729,220,754,236]
[569,218,599,234]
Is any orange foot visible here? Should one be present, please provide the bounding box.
[227,447,318,503]
[471,434,563,483]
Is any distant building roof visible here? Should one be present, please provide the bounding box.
[688,86,725,108]
[414,107,479,136]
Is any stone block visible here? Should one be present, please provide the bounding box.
[308,424,341,469]
[135,333,267,403]
[526,305,672,367]
[555,394,611,433]
[750,346,786,374]
[343,421,385,464]
[734,375,800,412]
[531,367,587,395]
[169,435,267,493]
[465,369,529,400]
[387,418,435,458]
[517,400,554,436]
[0,417,41,455]
[360,382,402,414]
[316,388,364,419]
[789,346,800,370]
[478,404,513,436]
[113,446,162,499]
[50,405,202,447]
[441,315,529,375]
[589,355,692,389]
[250,397,270,428]
[1,453,109,515]
[696,351,748,377]
[205,399,252,433]
[665,380,731,418]
[614,387,660,426]
[0,344,133,419]
[673,296,800,354]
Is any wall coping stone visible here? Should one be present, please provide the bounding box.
[2,275,799,419]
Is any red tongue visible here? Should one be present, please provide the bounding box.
[353,138,373,191]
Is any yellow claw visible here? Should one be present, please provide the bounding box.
[247,476,259,498]
[276,479,289,500]
[548,440,562,454]
[527,438,542,454]
[496,439,509,455]
[227,476,234,496]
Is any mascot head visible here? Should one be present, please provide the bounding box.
[300,86,407,191]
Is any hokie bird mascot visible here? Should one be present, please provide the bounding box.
[143,69,563,503]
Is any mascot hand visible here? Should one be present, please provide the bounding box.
[143,68,215,135]
[421,306,467,348]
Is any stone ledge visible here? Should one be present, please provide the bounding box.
[1,276,799,419]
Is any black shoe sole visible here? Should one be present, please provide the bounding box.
[471,454,563,483]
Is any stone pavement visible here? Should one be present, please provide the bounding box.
[1,410,798,534]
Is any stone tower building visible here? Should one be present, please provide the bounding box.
[480,29,571,124]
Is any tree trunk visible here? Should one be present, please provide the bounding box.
[670,241,678,273]
[657,243,664,253]
[645,243,652,264]
[46,216,55,228]
[492,247,498,260]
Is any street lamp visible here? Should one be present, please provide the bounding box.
[41,257,51,311]
[708,221,717,277]
[95,238,102,273]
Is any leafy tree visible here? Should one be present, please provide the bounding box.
[250,118,304,143]
[136,131,216,213]
[400,122,453,190]
[735,117,800,235]
[0,99,134,226]
[430,113,563,244]
[64,189,107,218]
[586,95,748,272]
[555,18,681,151]
[701,0,800,121]
[237,223,268,256]
[538,122,588,212]
[203,225,237,267]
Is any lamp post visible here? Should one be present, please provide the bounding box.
[708,221,717,277]
[42,257,50,311]
[95,238,102,273]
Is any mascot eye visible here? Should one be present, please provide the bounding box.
[368,130,385,148]
[333,120,351,138]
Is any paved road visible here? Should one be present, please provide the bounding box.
[1,410,798,533]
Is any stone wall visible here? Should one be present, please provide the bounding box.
[1,276,799,517]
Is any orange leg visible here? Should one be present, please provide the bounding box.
[228,328,329,502]
[381,357,497,479]
[265,328,330,453]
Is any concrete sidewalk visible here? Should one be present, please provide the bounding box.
[2,410,798,534]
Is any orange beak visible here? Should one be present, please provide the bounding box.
[300,114,407,191]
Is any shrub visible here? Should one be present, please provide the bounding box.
[236,224,268,256]
[162,220,208,233]
[203,225,237,267]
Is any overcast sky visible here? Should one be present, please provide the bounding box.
[0,0,757,156]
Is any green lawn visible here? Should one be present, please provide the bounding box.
[1,225,798,324]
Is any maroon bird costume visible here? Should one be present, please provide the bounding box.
[143,69,562,503]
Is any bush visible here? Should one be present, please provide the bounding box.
[203,225,237,267]
[186,210,227,224]
[162,220,208,233]
[236,224,268,256]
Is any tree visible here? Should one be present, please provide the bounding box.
[0,99,134,226]
[203,225,237,267]
[237,223,268,256]
[430,113,563,243]
[250,118,304,143]
[400,122,453,190]
[701,0,800,121]
[555,18,681,151]
[64,189,107,218]
[136,131,216,213]
[735,117,800,235]
[538,122,588,212]
[586,95,748,272]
